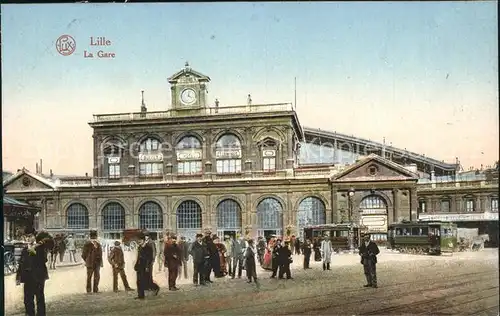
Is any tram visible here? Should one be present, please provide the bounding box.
[388,221,458,255]
[303,223,368,252]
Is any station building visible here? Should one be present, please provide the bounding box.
[3,64,498,244]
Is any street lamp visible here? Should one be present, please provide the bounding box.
[348,188,355,223]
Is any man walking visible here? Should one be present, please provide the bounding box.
[16,230,51,316]
[230,235,246,279]
[66,234,77,263]
[108,240,133,292]
[164,235,182,291]
[190,233,207,286]
[358,233,380,288]
[134,232,160,299]
[81,230,103,293]
[178,236,189,280]
[244,239,259,285]
[270,239,282,278]
[321,236,333,271]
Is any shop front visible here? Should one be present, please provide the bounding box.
[3,195,41,241]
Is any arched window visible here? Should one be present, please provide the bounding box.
[297,197,326,239]
[102,202,126,231]
[67,203,89,230]
[258,137,278,172]
[139,137,163,177]
[138,202,163,231]
[256,197,283,234]
[102,139,124,179]
[217,199,242,230]
[215,134,242,174]
[359,195,388,240]
[176,136,203,175]
[176,200,202,240]
[491,197,498,213]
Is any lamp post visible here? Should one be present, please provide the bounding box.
[347,188,355,252]
[348,188,355,223]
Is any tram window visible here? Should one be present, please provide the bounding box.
[420,227,428,235]
[411,227,419,235]
[442,228,453,237]
[402,228,410,236]
[395,228,403,236]
[340,231,348,237]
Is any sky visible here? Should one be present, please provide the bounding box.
[1,2,498,176]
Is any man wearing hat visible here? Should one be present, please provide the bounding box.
[190,233,208,286]
[164,234,182,290]
[142,230,156,289]
[16,230,51,316]
[108,240,133,292]
[81,230,103,293]
[358,233,380,288]
[134,231,160,299]
[178,236,190,280]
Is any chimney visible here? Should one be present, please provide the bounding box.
[36,163,39,174]
[40,159,43,175]
[50,169,53,177]
[85,172,88,177]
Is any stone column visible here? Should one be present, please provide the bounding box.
[409,188,418,221]
[450,195,457,213]
[392,189,400,224]
[424,196,431,213]
[93,135,99,177]
[331,187,338,224]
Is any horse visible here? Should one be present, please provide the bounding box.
[471,234,490,251]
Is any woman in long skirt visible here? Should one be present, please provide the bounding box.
[214,237,228,277]
[261,236,276,270]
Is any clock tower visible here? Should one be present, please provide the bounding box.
[168,62,210,111]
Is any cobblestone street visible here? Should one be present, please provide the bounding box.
[5,249,498,315]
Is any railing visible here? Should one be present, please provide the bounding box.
[92,103,294,123]
[417,180,498,189]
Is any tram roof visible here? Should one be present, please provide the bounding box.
[389,221,456,227]
[303,223,365,229]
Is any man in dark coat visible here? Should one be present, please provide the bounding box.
[203,232,217,283]
[134,232,160,299]
[230,235,246,279]
[190,233,208,286]
[164,235,182,291]
[16,231,51,316]
[143,231,156,290]
[270,238,282,278]
[81,230,103,293]
[178,236,189,280]
[108,240,133,292]
[244,239,258,285]
[278,241,293,279]
[358,233,380,288]
[302,239,313,269]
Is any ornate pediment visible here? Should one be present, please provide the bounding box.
[3,168,56,192]
[167,63,210,84]
[331,154,418,182]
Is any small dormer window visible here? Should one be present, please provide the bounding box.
[259,137,278,172]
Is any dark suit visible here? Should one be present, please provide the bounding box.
[358,240,380,287]
[81,240,103,293]
[277,246,292,279]
[164,242,182,289]
[16,244,49,316]
[134,242,159,298]
[190,240,208,285]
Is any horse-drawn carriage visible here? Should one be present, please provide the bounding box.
[388,221,458,255]
[303,223,368,253]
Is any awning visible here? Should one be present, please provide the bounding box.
[3,195,41,218]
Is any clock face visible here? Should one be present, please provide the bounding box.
[180,88,197,105]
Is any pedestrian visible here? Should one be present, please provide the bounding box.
[134,232,160,299]
[190,233,207,286]
[224,235,233,276]
[244,239,259,285]
[66,234,77,263]
[108,240,134,292]
[203,232,216,283]
[294,237,301,255]
[178,236,189,280]
[302,239,312,269]
[313,238,322,262]
[142,231,157,290]
[81,230,103,293]
[58,235,67,263]
[256,236,266,266]
[164,235,182,291]
[16,230,52,316]
[358,233,380,288]
[321,236,333,271]
[157,237,164,272]
[278,241,293,279]
[270,239,282,278]
[230,235,246,279]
